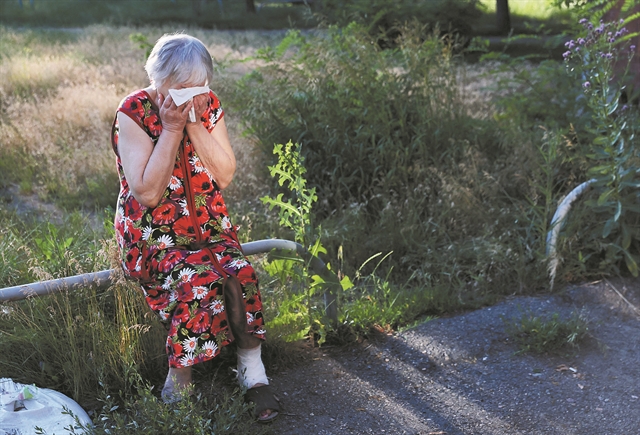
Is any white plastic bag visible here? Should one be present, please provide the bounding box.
[0,379,91,435]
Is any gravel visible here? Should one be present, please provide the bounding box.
[266,278,640,435]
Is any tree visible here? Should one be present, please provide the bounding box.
[496,0,511,35]
[247,0,256,13]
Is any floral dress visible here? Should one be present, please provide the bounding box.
[111,89,265,368]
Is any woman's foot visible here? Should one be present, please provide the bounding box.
[245,383,280,423]
[161,367,193,404]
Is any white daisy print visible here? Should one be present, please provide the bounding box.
[182,337,198,353]
[228,258,249,270]
[168,176,182,190]
[179,199,190,216]
[210,299,224,315]
[190,156,205,173]
[159,310,170,321]
[192,286,208,299]
[141,226,153,241]
[202,341,218,358]
[221,216,233,231]
[122,216,134,234]
[180,353,195,367]
[156,234,174,250]
[246,312,255,324]
[168,290,178,303]
[162,275,174,290]
[178,267,196,283]
[254,328,266,335]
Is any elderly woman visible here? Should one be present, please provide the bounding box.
[110,33,279,422]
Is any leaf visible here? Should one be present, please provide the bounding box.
[622,223,631,250]
[624,251,639,277]
[597,189,614,206]
[593,135,610,146]
[309,237,327,257]
[340,275,355,291]
[602,217,615,238]
[614,201,622,222]
[620,180,640,188]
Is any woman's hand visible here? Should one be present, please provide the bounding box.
[188,93,210,124]
[157,93,192,133]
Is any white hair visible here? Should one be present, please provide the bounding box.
[145,33,213,90]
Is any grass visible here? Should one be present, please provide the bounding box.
[475,0,574,35]
[479,0,562,20]
[504,309,591,354]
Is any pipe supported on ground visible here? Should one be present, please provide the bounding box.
[0,239,338,322]
[546,179,596,288]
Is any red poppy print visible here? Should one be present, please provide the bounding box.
[186,308,212,334]
[152,200,180,225]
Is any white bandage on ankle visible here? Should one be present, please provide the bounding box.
[237,345,268,389]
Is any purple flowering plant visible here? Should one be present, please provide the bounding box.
[563,17,640,275]
[564,19,633,94]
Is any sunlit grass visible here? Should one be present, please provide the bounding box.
[0,25,280,211]
[479,0,562,20]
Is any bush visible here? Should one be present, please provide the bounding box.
[231,22,547,298]
[236,24,488,213]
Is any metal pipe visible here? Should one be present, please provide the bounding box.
[0,239,338,322]
[546,179,596,289]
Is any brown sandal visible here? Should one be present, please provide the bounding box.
[244,385,281,423]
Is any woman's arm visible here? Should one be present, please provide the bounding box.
[185,94,236,189]
[117,94,191,207]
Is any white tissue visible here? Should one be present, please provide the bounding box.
[168,86,210,106]
[168,86,210,122]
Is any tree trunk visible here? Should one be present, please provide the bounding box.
[496,0,511,35]
[246,0,256,14]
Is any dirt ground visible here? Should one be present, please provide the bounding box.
[264,278,640,435]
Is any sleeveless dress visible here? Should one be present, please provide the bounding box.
[111,89,265,368]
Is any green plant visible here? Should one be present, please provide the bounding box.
[552,0,639,21]
[129,32,153,60]
[261,141,318,250]
[35,381,265,435]
[561,17,640,276]
[260,140,335,341]
[504,309,590,354]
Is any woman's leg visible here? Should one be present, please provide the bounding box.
[223,276,262,350]
[162,366,193,403]
[223,276,276,420]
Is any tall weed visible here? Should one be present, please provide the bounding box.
[554,18,640,277]
[0,210,168,405]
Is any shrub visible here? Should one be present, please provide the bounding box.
[552,17,640,278]
[231,22,546,296]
